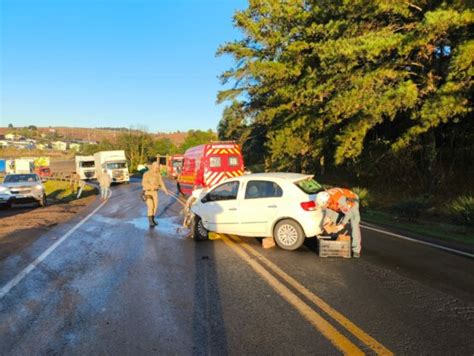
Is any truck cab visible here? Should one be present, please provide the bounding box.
[75,155,96,180]
[94,151,130,183]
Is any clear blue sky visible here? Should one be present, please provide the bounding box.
[0,0,246,132]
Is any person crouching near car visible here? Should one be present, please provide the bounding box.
[142,162,169,228]
[316,188,361,257]
[98,169,112,201]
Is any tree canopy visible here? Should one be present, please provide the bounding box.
[217,0,473,193]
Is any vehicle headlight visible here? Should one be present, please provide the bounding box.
[0,186,10,193]
[34,184,43,190]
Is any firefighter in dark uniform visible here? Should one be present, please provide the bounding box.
[142,162,169,227]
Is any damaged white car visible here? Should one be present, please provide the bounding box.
[187,173,325,250]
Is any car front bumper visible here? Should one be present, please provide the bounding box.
[1,192,44,204]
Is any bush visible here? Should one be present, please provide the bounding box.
[352,187,372,210]
[448,195,474,227]
[391,199,428,222]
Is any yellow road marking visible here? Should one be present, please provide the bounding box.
[228,234,393,356]
[220,234,364,355]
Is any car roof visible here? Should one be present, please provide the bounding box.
[237,172,313,182]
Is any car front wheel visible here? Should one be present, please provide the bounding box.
[39,194,47,207]
[273,219,305,251]
[192,215,208,241]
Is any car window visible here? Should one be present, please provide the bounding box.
[204,181,240,202]
[209,156,221,168]
[228,156,239,167]
[245,180,283,199]
[295,178,323,194]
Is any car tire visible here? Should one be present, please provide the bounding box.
[273,219,305,251]
[39,195,47,207]
[192,215,208,241]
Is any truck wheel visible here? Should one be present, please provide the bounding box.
[273,219,305,251]
[192,215,208,241]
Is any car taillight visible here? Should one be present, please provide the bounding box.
[300,201,316,211]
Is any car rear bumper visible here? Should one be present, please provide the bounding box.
[298,210,324,237]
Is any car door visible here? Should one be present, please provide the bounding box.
[198,180,241,234]
[237,180,284,236]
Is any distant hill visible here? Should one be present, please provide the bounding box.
[0,127,188,145]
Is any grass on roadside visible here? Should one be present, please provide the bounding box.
[362,209,474,246]
[44,180,96,204]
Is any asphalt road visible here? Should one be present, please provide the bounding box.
[1,178,473,355]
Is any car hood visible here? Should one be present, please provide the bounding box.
[1,182,39,188]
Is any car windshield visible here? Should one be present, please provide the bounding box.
[172,160,183,168]
[107,162,127,169]
[295,178,323,194]
[80,161,95,168]
[4,174,39,183]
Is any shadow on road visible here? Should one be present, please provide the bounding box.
[192,241,228,355]
[0,205,36,219]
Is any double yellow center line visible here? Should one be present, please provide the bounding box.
[220,234,393,356]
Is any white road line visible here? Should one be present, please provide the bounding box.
[0,196,109,299]
[361,224,473,259]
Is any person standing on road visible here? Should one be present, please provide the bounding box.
[316,188,361,257]
[142,162,169,228]
[98,169,112,201]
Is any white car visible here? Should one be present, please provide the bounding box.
[190,173,325,250]
[0,173,47,208]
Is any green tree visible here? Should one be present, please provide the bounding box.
[153,138,178,156]
[218,101,248,142]
[179,130,217,152]
[217,0,473,191]
[117,130,155,171]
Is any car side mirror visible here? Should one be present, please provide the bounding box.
[201,195,209,204]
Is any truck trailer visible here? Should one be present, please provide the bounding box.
[49,160,76,175]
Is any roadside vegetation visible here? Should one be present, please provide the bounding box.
[79,129,217,171]
[217,1,473,242]
[44,180,96,204]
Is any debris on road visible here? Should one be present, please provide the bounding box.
[318,238,351,258]
[209,232,222,240]
[262,236,276,249]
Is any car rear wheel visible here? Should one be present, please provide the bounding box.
[273,219,305,251]
[192,215,208,241]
